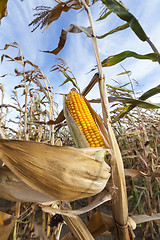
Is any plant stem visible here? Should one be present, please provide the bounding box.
[81,1,130,239]
[146,37,160,64]
[81,0,109,127]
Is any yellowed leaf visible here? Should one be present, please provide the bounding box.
[0,0,8,22]
[0,211,16,240]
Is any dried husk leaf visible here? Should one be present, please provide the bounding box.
[0,167,56,202]
[63,214,94,240]
[0,139,110,201]
[87,211,114,237]
[0,211,16,240]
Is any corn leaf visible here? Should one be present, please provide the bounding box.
[29,1,82,32]
[63,215,94,240]
[132,214,160,224]
[139,84,160,100]
[0,0,8,22]
[97,23,129,39]
[43,24,92,55]
[110,96,160,109]
[102,51,159,67]
[106,84,133,93]
[89,96,160,109]
[124,169,160,178]
[102,0,148,41]
[0,211,16,240]
[60,69,80,91]
[41,189,111,217]
[87,212,114,237]
[112,84,160,122]
[96,10,112,21]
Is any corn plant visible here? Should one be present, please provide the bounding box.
[0,1,160,240]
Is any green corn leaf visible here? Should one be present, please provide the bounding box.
[96,10,112,21]
[59,70,80,91]
[112,90,160,122]
[139,84,160,100]
[106,84,133,93]
[117,71,132,76]
[110,96,160,109]
[102,0,148,41]
[102,51,159,67]
[97,23,129,39]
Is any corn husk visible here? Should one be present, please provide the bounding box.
[0,167,56,202]
[0,139,110,201]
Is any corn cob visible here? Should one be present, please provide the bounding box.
[66,89,105,147]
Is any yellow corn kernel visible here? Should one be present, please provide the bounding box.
[66,89,105,147]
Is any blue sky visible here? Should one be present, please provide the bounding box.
[0,0,160,120]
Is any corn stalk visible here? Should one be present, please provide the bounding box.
[81,0,130,239]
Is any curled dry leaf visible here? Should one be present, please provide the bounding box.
[63,214,94,240]
[0,0,8,22]
[124,169,160,178]
[43,24,92,55]
[29,1,82,32]
[41,189,111,217]
[131,213,160,224]
[0,139,110,201]
[0,211,16,240]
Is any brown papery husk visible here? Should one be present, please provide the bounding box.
[0,167,56,202]
[0,139,110,201]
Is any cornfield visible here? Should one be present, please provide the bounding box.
[0,1,160,240]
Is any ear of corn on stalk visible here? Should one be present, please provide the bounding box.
[64,89,110,149]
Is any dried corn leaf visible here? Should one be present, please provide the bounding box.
[124,169,160,178]
[41,189,111,217]
[87,211,114,237]
[0,0,8,22]
[63,214,94,240]
[132,213,160,224]
[0,139,110,201]
[81,73,99,96]
[29,1,82,31]
[0,168,56,202]
[0,211,16,240]
[43,24,92,55]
